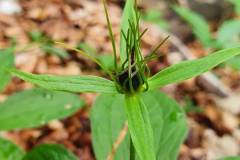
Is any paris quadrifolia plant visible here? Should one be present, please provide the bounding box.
[2,0,240,159]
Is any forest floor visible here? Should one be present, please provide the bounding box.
[0,0,239,159]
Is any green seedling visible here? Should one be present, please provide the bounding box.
[229,0,240,15]
[0,47,14,92]
[172,5,217,48]
[77,42,115,71]
[1,0,240,159]
[173,5,240,50]
[142,9,169,30]
[28,30,69,58]
[173,5,240,71]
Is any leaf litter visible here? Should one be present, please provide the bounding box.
[0,0,239,159]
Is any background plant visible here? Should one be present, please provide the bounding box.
[173,2,240,70]
[142,9,169,30]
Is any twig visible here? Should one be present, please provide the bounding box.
[107,122,128,160]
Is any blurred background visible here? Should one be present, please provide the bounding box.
[0,0,240,159]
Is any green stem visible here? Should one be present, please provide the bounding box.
[102,0,118,71]
[130,137,135,160]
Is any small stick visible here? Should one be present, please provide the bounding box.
[107,122,128,160]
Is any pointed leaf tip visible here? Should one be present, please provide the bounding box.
[148,47,240,89]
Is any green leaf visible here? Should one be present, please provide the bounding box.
[125,94,155,160]
[0,47,14,92]
[0,88,84,130]
[142,9,163,23]
[229,0,240,15]
[90,91,187,160]
[76,43,96,56]
[173,6,215,48]
[28,30,68,58]
[142,10,169,30]
[148,47,240,90]
[28,31,44,42]
[217,20,240,70]
[91,94,129,160]
[143,91,187,160]
[217,20,240,49]
[218,157,240,160]
[98,54,115,71]
[23,144,78,160]
[76,43,115,71]
[0,137,25,160]
[9,69,117,94]
[41,44,69,58]
[120,0,136,63]
[225,55,240,70]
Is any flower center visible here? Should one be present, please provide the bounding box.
[116,63,146,94]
